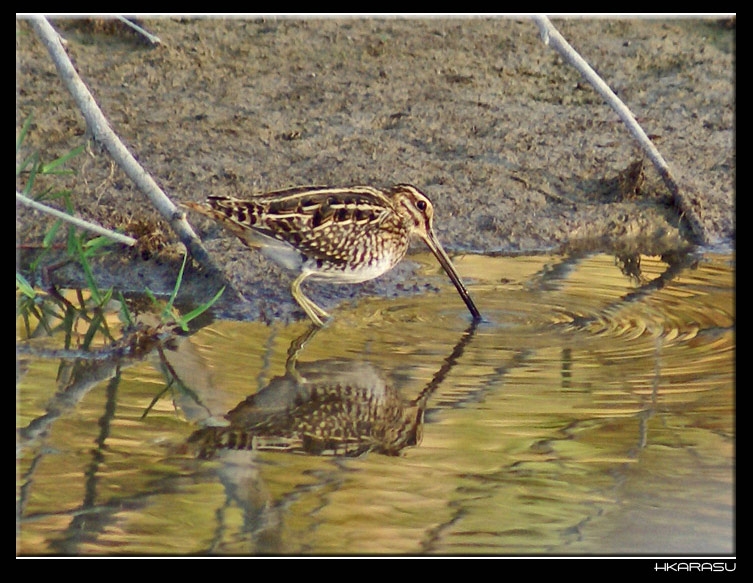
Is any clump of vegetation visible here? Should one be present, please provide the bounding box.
[16,114,223,350]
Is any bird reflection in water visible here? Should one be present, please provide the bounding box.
[188,322,477,459]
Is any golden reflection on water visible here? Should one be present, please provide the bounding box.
[17,251,734,556]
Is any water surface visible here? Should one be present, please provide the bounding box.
[16,249,735,555]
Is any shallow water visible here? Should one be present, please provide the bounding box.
[16,249,734,556]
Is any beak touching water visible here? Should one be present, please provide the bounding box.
[421,230,482,321]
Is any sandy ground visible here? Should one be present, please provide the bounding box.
[16,16,735,322]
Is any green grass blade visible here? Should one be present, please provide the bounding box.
[42,219,63,248]
[16,272,36,299]
[22,152,41,194]
[72,233,102,305]
[165,253,188,314]
[81,310,104,350]
[39,144,85,174]
[117,292,135,328]
[176,286,225,331]
[82,235,114,259]
[16,114,33,155]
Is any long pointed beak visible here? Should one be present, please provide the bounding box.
[422,231,482,321]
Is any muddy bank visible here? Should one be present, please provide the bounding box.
[16,17,735,322]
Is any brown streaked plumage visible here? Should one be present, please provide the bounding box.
[187,359,426,459]
[183,184,481,326]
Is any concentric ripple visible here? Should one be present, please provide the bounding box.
[16,250,734,555]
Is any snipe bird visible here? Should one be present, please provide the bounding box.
[183,184,481,326]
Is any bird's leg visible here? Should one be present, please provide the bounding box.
[291,273,331,327]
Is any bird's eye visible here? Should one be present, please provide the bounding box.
[416,200,427,211]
